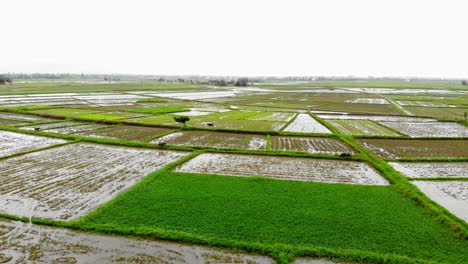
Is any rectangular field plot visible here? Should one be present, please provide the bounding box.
[0,143,189,220]
[246,112,297,122]
[270,136,354,154]
[413,181,468,221]
[77,125,175,141]
[0,118,28,126]
[0,131,66,157]
[317,114,436,122]
[283,114,331,133]
[45,123,110,134]
[389,162,468,178]
[0,220,274,264]
[30,108,99,117]
[0,112,54,122]
[152,131,266,150]
[379,121,467,137]
[327,119,401,136]
[349,98,389,104]
[19,121,85,131]
[175,153,388,185]
[359,139,468,158]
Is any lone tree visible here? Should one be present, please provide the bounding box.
[462,80,468,86]
[0,75,12,85]
[173,115,190,126]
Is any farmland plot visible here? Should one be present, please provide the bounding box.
[349,98,389,104]
[0,220,274,264]
[379,121,467,137]
[0,143,189,220]
[317,114,436,122]
[327,120,401,136]
[413,181,468,221]
[173,107,231,117]
[0,112,54,122]
[283,114,331,133]
[0,131,66,157]
[0,118,27,126]
[404,106,468,120]
[358,139,468,158]
[396,101,451,107]
[153,131,266,150]
[19,121,85,131]
[148,91,237,100]
[175,153,388,185]
[270,136,354,154]
[77,125,175,141]
[247,112,297,122]
[45,123,110,134]
[389,162,468,178]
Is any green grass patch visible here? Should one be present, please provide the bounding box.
[30,108,99,117]
[129,106,189,115]
[76,113,130,120]
[79,172,467,263]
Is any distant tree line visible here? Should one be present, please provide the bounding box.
[207,78,251,87]
[462,80,467,86]
[0,75,12,85]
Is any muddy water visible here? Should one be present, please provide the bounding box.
[0,220,275,264]
[0,143,190,220]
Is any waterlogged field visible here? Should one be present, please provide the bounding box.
[413,181,468,221]
[18,121,85,130]
[283,114,331,133]
[389,162,468,178]
[379,121,467,137]
[0,112,54,122]
[45,123,110,134]
[76,125,175,141]
[0,220,273,264]
[0,130,66,157]
[0,81,467,263]
[358,139,468,158]
[153,131,266,150]
[175,153,387,185]
[317,114,436,122]
[0,143,188,220]
[270,136,353,154]
[348,98,389,104]
[327,119,401,136]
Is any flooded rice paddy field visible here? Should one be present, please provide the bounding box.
[412,181,468,221]
[18,121,85,131]
[175,153,388,185]
[358,139,468,159]
[283,114,331,133]
[153,131,267,150]
[0,131,66,158]
[0,220,274,264]
[0,143,189,220]
[347,98,389,104]
[0,84,467,262]
[379,121,467,137]
[44,123,110,134]
[76,125,175,141]
[270,136,354,154]
[0,112,55,122]
[327,119,401,136]
[389,162,468,178]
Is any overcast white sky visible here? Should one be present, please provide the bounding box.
[1,0,467,78]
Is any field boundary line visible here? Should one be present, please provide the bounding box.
[278,112,299,132]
